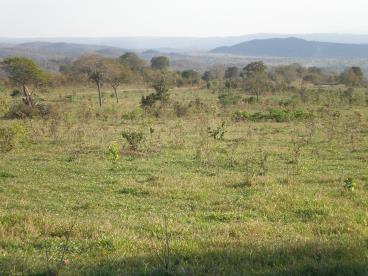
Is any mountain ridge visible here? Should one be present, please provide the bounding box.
[210,37,368,58]
[3,33,368,51]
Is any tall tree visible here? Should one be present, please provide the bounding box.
[225,66,240,80]
[272,64,304,86]
[242,61,268,101]
[1,57,46,107]
[181,69,200,86]
[339,66,364,87]
[202,70,216,83]
[73,55,112,107]
[106,61,123,103]
[224,66,241,90]
[151,56,170,70]
[119,52,146,71]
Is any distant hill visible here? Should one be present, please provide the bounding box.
[0,42,129,71]
[1,42,128,58]
[2,39,368,74]
[3,34,368,51]
[211,37,368,58]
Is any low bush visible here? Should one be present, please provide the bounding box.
[10,89,22,97]
[188,98,209,113]
[122,131,145,151]
[208,121,226,140]
[5,102,60,120]
[232,108,313,123]
[243,96,257,104]
[344,177,357,191]
[141,93,157,108]
[173,101,189,117]
[121,109,143,120]
[107,142,121,162]
[0,122,27,152]
[218,93,242,107]
[0,96,10,115]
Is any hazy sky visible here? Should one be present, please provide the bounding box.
[1,0,368,37]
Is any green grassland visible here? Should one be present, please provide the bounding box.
[0,86,367,275]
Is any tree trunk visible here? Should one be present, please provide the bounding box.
[22,85,33,107]
[113,87,119,103]
[97,80,102,107]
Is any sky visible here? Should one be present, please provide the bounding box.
[1,0,368,37]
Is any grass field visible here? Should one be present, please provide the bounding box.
[0,86,367,275]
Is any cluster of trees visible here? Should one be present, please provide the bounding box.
[215,62,366,92]
[60,53,173,106]
[0,53,366,108]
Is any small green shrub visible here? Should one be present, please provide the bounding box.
[188,98,209,113]
[141,78,171,108]
[218,93,242,107]
[141,93,157,108]
[118,187,149,196]
[64,94,77,103]
[10,89,22,97]
[37,103,60,119]
[208,121,226,140]
[232,109,313,123]
[5,102,59,119]
[232,111,252,122]
[243,96,257,104]
[343,178,357,191]
[107,142,121,162]
[0,122,27,152]
[0,96,10,115]
[122,131,145,151]
[0,171,16,178]
[173,101,188,117]
[121,109,143,120]
[5,103,37,119]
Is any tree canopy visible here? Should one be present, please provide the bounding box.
[339,66,364,87]
[1,57,46,106]
[151,56,170,70]
[242,61,268,101]
[119,52,146,71]
[72,55,115,106]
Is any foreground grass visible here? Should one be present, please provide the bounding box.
[0,87,367,275]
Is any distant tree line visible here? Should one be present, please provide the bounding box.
[0,54,366,108]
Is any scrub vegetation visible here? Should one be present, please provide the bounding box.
[0,55,367,275]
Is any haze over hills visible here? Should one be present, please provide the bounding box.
[2,37,368,73]
[0,42,129,71]
[3,33,368,51]
[211,37,368,58]
[0,42,128,59]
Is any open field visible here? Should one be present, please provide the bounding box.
[0,86,368,275]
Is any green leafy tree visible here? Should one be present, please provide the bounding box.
[151,56,170,70]
[202,70,216,83]
[225,66,240,80]
[105,60,133,103]
[73,55,116,107]
[272,63,304,86]
[242,61,268,101]
[181,69,201,86]
[119,52,146,71]
[339,66,364,87]
[202,70,222,89]
[1,57,46,107]
[224,67,241,90]
[141,73,173,107]
[152,75,171,103]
